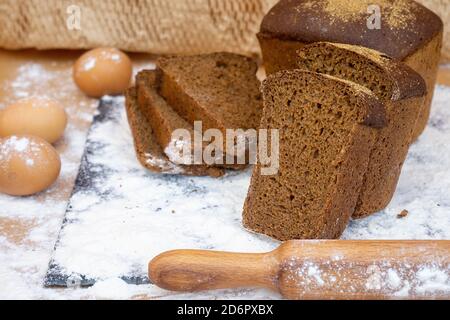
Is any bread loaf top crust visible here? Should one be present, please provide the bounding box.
[297,42,427,101]
[259,0,443,60]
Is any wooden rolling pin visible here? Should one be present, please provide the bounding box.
[149,240,450,299]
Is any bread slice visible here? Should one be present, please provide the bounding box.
[242,70,386,240]
[156,52,263,159]
[136,70,245,169]
[136,70,204,166]
[297,42,426,218]
[124,87,224,177]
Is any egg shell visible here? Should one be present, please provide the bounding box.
[0,97,67,144]
[0,135,61,196]
[73,47,132,98]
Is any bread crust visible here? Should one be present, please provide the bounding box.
[259,0,443,60]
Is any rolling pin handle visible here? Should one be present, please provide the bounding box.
[148,249,278,292]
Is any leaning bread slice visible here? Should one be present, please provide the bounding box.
[156,52,263,160]
[297,42,426,218]
[136,70,245,169]
[242,70,387,240]
[136,70,205,166]
[124,87,224,177]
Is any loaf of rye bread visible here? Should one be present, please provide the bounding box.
[242,70,387,240]
[297,42,426,218]
[125,87,224,177]
[156,53,263,162]
[258,0,443,140]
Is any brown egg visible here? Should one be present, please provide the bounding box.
[73,47,132,98]
[0,135,61,196]
[0,97,67,144]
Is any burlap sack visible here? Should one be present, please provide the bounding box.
[417,0,449,63]
[0,0,277,55]
[0,0,447,62]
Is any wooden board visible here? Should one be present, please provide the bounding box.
[44,99,151,287]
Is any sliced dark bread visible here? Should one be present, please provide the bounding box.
[135,70,245,169]
[242,70,387,240]
[136,70,201,166]
[156,52,263,158]
[297,42,426,218]
[124,87,224,177]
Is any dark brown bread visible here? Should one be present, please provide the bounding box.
[259,0,442,59]
[124,87,224,177]
[297,42,426,217]
[136,70,245,170]
[242,70,387,240]
[156,53,263,153]
[258,0,443,140]
[136,70,193,165]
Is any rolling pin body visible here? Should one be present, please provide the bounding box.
[149,240,450,299]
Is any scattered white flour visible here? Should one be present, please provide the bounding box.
[365,265,383,290]
[0,136,44,170]
[12,96,58,109]
[387,268,402,289]
[144,153,185,174]
[282,257,449,298]
[82,56,96,71]
[132,62,156,79]
[110,54,121,62]
[101,50,122,63]
[164,138,194,165]
[87,278,133,299]
[11,136,30,152]
[415,266,450,294]
[80,51,125,73]
[0,62,98,120]
[306,265,324,286]
[6,64,48,100]
[100,95,118,103]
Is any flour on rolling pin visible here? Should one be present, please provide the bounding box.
[283,257,449,298]
[278,240,450,299]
